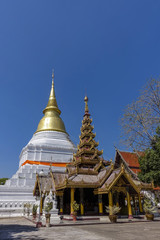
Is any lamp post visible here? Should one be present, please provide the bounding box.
[36,169,44,228]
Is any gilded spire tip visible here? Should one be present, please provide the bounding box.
[84,96,89,114]
[52,69,54,86]
[43,72,61,114]
[52,69,54,79]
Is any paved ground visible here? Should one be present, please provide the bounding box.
[0,217,160,240]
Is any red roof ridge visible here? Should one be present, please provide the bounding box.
[119,150,143,154]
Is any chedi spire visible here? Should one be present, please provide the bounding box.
[43,71,61,115]
[36,73,66,133]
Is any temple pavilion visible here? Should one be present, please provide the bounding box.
[33,96,153,217]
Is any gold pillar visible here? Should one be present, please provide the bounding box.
[98,194,103,215]
[116,192,119,207]
[60,195,64,214]
[70,188,75,214]
[138,194,143,213]
[80,189,84,215]
[108,191,113,215]
[80,203,84,215]
[127,191,133,218]
[40,196,43,214]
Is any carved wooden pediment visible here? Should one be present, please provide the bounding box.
[112,186,126,194]
[116,178,125,187]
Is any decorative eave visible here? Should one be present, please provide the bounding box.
[98,164,114,187]
[50,170,57,191]
[79,138,99,148]
[33,174,40,196]
[81,124,94,132]
[73,158,100,166]
[94,160,106,172]
[97,164,141,195]
[94,161,103,172]
[82,118,93,124]
[76,149,97,155]
[136,181,153,191]
[97,149,103,156]
[56,165,114,191]
[115,149,139,180]
[68,167,98,177]
[67,180,100,189]
[80,132,96,139]
[56,181,100,190]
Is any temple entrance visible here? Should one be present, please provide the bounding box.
[60,188,99,216]
[118,192,128,215]
[111,191,127,215]
[111,187,142,217]
[84,189,98,215]
[63,189,70,215]
[102,194,109,214]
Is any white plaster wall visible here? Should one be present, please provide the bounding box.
[19,131,76,166]
[0,164,64,217]
[0,130,76,217]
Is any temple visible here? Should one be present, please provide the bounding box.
[34,97,153,217]
[0,73,76,217]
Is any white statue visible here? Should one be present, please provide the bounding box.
[53,193,57,210]
[44,190,58,213]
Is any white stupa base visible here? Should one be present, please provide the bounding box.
[0,131,76,218]
[0,186,34,218]
[19,131,76,167]
[0,164,65,218]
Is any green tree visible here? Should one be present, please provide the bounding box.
[138,127,160,186]
[0,178,8,185]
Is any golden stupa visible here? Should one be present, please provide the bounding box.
[36,73,66,133]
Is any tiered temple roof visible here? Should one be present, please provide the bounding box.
[66,96,106,177]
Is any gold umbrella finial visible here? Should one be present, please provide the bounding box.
[84,96,89,113]
[52,69,54,84]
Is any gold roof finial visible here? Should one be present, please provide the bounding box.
[51,69,55,95]
[35,71,66,133]
[121,163,125,172]
[84,96,89,113]
[44,70,60,114]
[52,68,54,81]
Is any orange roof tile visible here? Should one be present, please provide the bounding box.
[131,168,141,174]
[119,151,144,174]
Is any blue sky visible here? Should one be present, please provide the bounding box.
[0,0,160,178]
